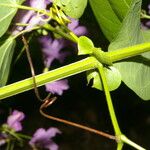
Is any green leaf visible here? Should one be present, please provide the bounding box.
[109,0,143,50]
[89,0,133,41]
[77,36,94,55]
[87,66,122,91]
[109,0,150,100]
[0,0,24,38]
[54,0,87,19]
[107,0,131,20]
[0,37,16,86]
[142,29,150,42]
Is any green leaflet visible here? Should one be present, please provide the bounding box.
[87,66,122,91]
[0,0,24,38]
[77,36,122,91]
[54,0,87,19]
[109,0,150,100]
[77,36,94,55]
[0,37,16,86]
[89,0,132,41]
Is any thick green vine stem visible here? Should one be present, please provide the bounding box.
[1,41,150,100]
[108,43,150,63]
[90,43,150,66]
[0,57,97,100]
[120,135,146,150]
[97,63,146,150]
[97,64,121,135]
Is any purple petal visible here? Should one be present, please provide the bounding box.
[46,79,69,95]
[45,142,59,150]
[146,21,150,27]
[29,127,61,150]
[29,0,48,9]
[12,0,51,35]
[7,110,25,131]
[68,18,88,36]
[68,18,79,30]
[39,36,68,67]
[73,26,88,36]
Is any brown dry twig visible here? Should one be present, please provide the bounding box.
[40,97,116,141]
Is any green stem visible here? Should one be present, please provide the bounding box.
[107,42,150,63]
[91,42,150,66]
[0,3,49,16]
[97,64,121,135]
[13,26,40,39]
[117,142,124,150]
[141,13,150,19]
[120,135,146,150]
[97,64,146,150]
[1,41,150,100]
[16,133,31,140]
[0,57,97,100]
[43,24,77,43]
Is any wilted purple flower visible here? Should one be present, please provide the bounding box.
[29,127,61,150]
[12,0,51,35]
[7,110,25,132]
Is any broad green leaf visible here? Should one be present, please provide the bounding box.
[108,0,143,50]
[77,36,94,55]
[142,29,150,42]
[87,66,122,91]
[54,0,87,19]
[109,0,150,100]
[0,0,24,38]
[89,0,121,41]
[89,0,133,41]
[0,37,16,86]
[107,0,132,20]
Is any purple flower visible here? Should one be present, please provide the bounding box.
[29,127,61,150]
[12,0,51,35]
[7,110,25,131]
[46,79,69,95]
[39,18,87,95]
[68,18,88,36]
[39,36,69,67]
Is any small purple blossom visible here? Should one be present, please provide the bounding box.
[68,18,88,36]
[7,110,25,131]
[39,36,69,67]
[29,127,61,150]
[12,0,51,35]
[13,0,88,95]
[46,79,69,95]
[39,19,87,95]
